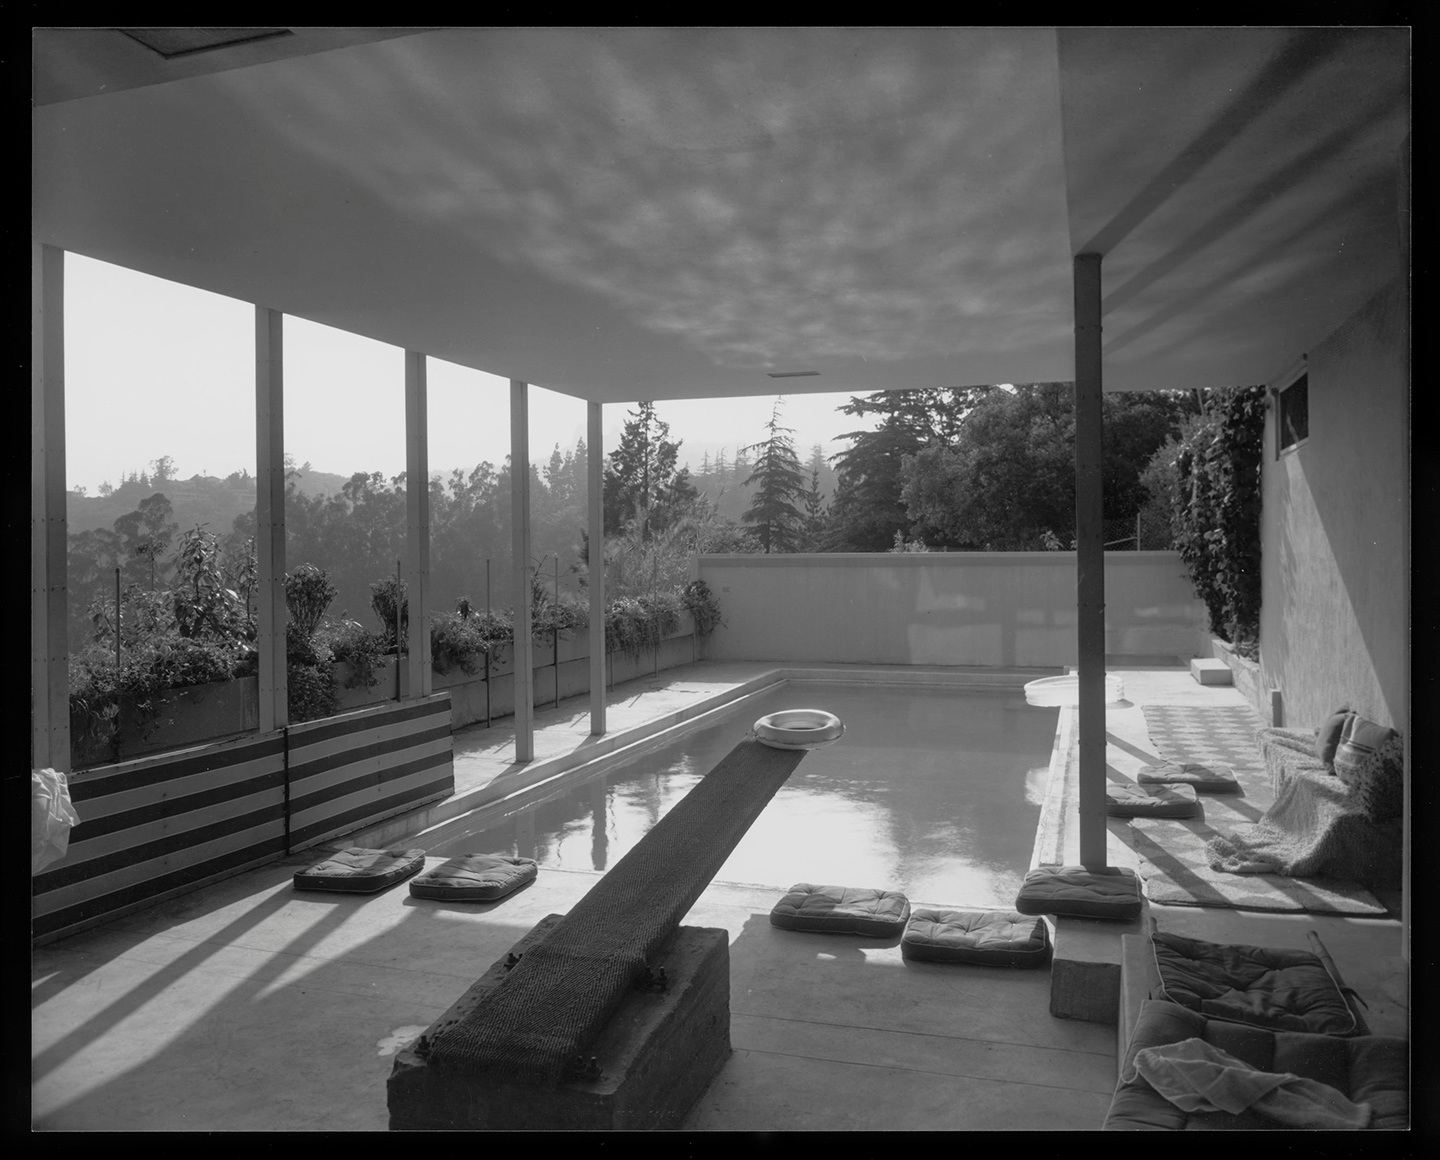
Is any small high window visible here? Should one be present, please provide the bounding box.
[1277,373,1308,455]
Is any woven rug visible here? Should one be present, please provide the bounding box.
[1130,706,1384,915]
[1139,705,1268,780]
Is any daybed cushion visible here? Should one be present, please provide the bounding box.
[1105,1000,1407,1130]
[1106,782,1200,818]
[1013,865,1143,921]
[408,853,538,902]
[1137,762,1240,793]
[1332,715,1404,823]
[1315,706,1354,768]
[769,884,911,936]
[1151,931,1360,1036]
[901,908,1050,967]
[292,846,427,893]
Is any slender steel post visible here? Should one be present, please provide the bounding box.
[394,558,402,702]
[554,553,560,709]
[588,402,606,734]
[1074,253,1108,872]
[485,558,492,728]
[115,567,121,677]
[511,380,535,762]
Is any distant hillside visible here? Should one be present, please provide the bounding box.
[67,466,351,539]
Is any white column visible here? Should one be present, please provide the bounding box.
[588,401,606,735]
[31,242,70,771]
[255,308,287,732]
[405,351,432,698]
[1397,132,1411,963]
[1074,253,1107,871]
[511,380,534,762]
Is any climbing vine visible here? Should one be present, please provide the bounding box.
[1170,386,1266,655]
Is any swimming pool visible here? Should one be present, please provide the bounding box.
[430,681,1060,908]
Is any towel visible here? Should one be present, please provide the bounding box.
[1125,1037,1372,1129]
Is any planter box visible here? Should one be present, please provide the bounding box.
[70,676,260,767]
[328,617,705,731]
[1211,637,1275,723]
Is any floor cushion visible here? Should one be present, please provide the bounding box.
[1138,761,1240,793]
[1014,865,1143,921]
[292,846,427,893]
[769,884,911,936]
[1107,782,1200,818]
[1105,1000,1407,1130]
[901,908,1050,967]
[1151,930,1364,1036]
[408,853,538,901]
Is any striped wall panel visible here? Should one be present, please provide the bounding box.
[32,731,287,941]
[286,694,454,851]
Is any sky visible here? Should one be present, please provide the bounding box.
[62,254,876,494]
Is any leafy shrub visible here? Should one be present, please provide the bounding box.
[320,618,386,689]
[605,591,681,659]
[680,579,723,638]
[369,575,409,651]
[532,590,589,640]
[430,612,489,677]
[287,659,337,723]
[285,563,337,640]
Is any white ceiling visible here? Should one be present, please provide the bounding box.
[32,26,1409,403]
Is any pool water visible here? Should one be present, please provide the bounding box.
[431,682,1060,908]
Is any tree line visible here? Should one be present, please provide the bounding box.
[65,384,1196,648]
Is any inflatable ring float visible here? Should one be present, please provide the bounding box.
[1023,673,1125,707]
[753,709,844,751]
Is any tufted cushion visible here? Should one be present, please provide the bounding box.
[1105,1000,1408,1130]
[293,846,427,893]
[1014,865,1143,921]
[1314,706,1354,768]
[1107,782,1200,818]
[1137,762,1240,793]
[1333,716,1404,823]
[901,908,1050,967]
[1151,931,1359,1036]
[408,853,538,902]
[769,884,910,936]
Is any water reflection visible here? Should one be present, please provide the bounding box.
[431,684,1059,909]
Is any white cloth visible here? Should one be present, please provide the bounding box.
[1127,1037,1372,1129]
[32,767,80,874]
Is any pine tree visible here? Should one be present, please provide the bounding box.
[803,466,829,549]
[603,402,694,539]
[741,399,808,554]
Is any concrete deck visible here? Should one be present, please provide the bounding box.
[32,661,1407,1131]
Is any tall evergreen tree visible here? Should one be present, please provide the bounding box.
[802,465,829,549]
[603,402,696,539]
[741,399,808,553]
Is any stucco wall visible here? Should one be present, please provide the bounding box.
[697,552,1208,667]
[1260,278,1408,732]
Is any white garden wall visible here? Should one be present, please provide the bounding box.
[697,552,1208,667]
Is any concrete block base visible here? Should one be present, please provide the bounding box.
[1049,911,1146,1024]
[1189,657,1233,686]
[389,916,731,1130]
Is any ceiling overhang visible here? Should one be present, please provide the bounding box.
[32,27,1409,403]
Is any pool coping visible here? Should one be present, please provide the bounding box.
[347,664,1057,852]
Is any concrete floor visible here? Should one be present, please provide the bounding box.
[32,661,1407,1131]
